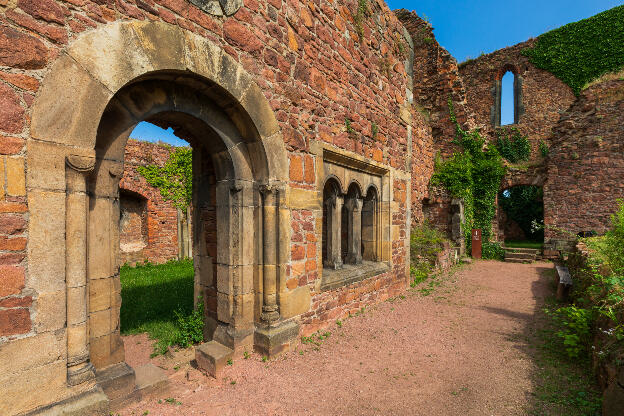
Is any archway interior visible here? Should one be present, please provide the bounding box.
[118,121,198,356]
[498,185,544,248]
[87,73,267,370]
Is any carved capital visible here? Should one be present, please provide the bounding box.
[108,164,124,178]
[230,180,244,194]
[66,155,95,173]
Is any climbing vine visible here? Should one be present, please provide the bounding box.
[430,100,506,254]
[137,146,193,210]
[495,127,530,163]
[522,5,624,95]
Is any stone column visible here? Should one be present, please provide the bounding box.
[324,193,344,269]
[65,153,96,386]
[260,185,279,324]
[346,197,363,264]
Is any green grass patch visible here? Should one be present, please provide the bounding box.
[505,240,544,249]
[120,259,197,355]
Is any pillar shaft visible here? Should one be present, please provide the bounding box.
[345,197,363,264]
[326,194,344,269]
[261,185,279,324]
[65,154,96,386]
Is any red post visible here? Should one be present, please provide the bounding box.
[471,228,482,259]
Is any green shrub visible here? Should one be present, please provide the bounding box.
[173,298,205,348]
[549,306,593,359]
[410,222,447,285]
[604,199,624,273]
[522,5,624,94]
[495,128,531,163]
[482,241,505,260]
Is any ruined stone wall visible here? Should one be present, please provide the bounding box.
[458,40,575,158]
[397,10,472,159]
[119,140,182,265]
[0,0,418,412]
[544,79,624,241]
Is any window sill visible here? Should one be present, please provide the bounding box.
[320,261,389,292]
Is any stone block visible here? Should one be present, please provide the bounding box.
[254,320,300,357]
[0,308,31,336]
[131,21,186,73]
[30,53,112,148]
[89,278,111,313]
[288,187,319,210]
[216,291,233,324]
[29,387,109,416]
[0,359,67,416]
[27,190,66,293]
[95,362,136,402]
[88,198,113,280]
[89,309,111,339]
[134,363,168,398]
[0,331,64,377]
[281,286,311,319]
[89,334,110,369]
[26,140,68,192]
[195,340,233,378]
[35,290,66,332]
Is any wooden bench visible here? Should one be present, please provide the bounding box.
[556,265,573,301]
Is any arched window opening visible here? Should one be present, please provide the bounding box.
[322,178,343,269]
[362,187,378,261]
[501,71,515,126]
[344,183,363,264]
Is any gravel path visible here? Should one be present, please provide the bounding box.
[120,260,554,416]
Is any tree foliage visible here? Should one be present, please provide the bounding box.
[522,5,624,95]
[499,186,544,241]
[137,147,192,210]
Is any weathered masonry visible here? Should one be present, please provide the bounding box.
[0,0,417,414]
[120,140,191,264]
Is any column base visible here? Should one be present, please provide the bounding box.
[67,362,96,386]
[254,320,300,357]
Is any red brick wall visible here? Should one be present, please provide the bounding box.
[120,139,181,264]
[1,0,418,344]
[545,79,624,240]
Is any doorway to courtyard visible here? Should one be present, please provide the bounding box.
[498,185,544,249]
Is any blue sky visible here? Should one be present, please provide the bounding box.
[130,1,622,143]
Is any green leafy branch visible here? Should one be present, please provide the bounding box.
[137,147,193,211]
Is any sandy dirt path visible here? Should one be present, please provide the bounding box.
[120,260,553,416]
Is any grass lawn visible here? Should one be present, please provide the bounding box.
[505,240,544,250]
[120,259,195,355]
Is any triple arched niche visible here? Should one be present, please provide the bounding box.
[28,20,291,383]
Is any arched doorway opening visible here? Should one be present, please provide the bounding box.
[498,185,544,248]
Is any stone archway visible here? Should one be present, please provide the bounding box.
[28,20,291,394]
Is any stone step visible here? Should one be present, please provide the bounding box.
[195,340,233,378]
[97,362,169,412]
[503,247,539,255]
[134,363,169,399]
[505,252,536,260]
[505,258,534,263]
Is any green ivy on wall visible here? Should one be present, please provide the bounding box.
[137,147,193,210]
[495,127,531,163]
[430,100,507,252]
[522,5,624,95]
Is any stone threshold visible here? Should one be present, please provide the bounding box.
[320,261,389,292]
